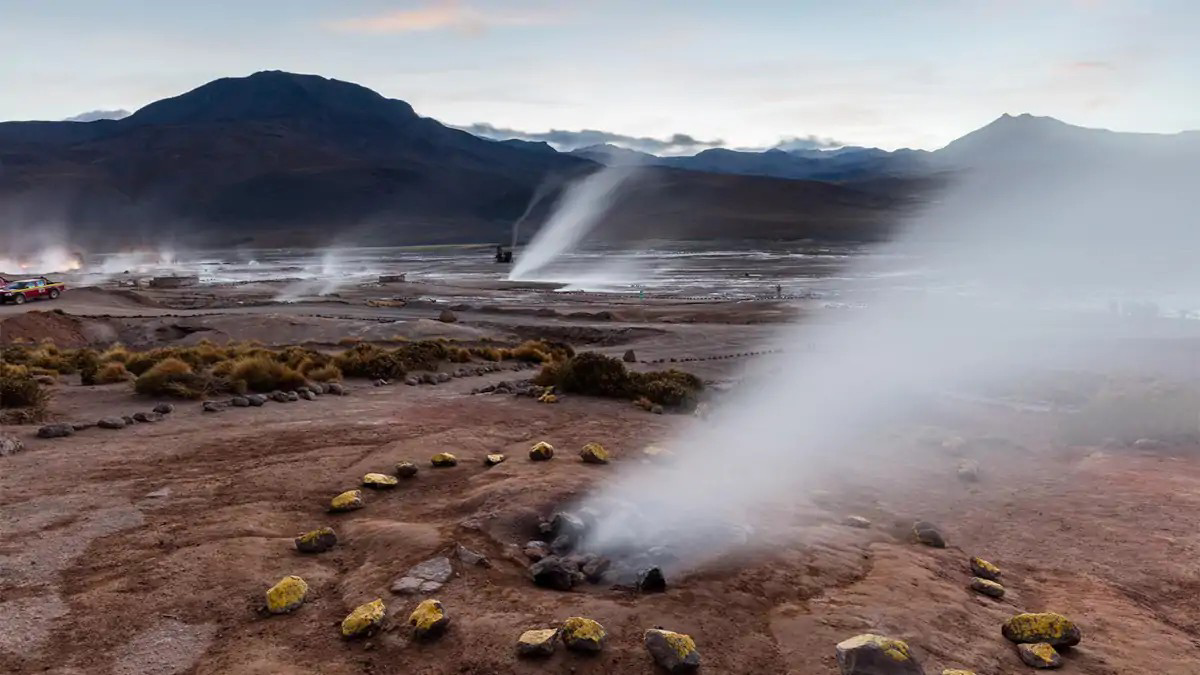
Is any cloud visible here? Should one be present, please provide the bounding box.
[768,134,847,152]
[63,109,131,122]
[459,123,725,156]
[328,0,558,36]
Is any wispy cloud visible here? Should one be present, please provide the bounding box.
[63,109,130,122]
[328,0,559,36]
[768,134,847,152]
[459,123,725,156]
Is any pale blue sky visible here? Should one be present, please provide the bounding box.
[1,0,1195,149]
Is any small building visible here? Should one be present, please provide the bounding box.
[148,275,199,288]
[379,274,407,283]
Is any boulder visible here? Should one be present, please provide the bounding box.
[299,389,317,401]
[271,391,290,403]
[538,392,559,404]
[294,527,337,553]
[409,599,450,640]
[391,577,442,594]
[623,349,637,363]
[122,415,136,425]
[561,617,606,653]
[329,489,365,513]
[1001,613,1081,647]
[969,577,1005,599]
[523,540,550,561]
[516,628,559,657]
[97,417,127,430]
[247,394,267,406]
[651,404,664,415]
[362,473,399,489]
[37,423,75,439]
[202,401,222,413]
[431,452,458,467]
[581,556,611,583]
[436,372,451,383]
[404,376,419,386]
[913,521,946,548]
[580,442,610,464]
[285,391,300,402]
[456,544,490,567]
[438,309,458,323]
[1016,643,1063,669]
[835,633,924,675]
[265,575,308,614]
[0,434,24,456]
[644,629,701,672]
[230,396,250,407]
[395,461,419,478]
[530,556,580,591]
[327,382,347,396]
[153,403,175,414]
[969,557,1000,581]
[71,421,95,431]
[340,598,385,638]
[134,411,164,423]
[529,441,555,461]
[636,567,667,593]
[409,557,454,583]
[484,453,507,466]
[843,515,872,529]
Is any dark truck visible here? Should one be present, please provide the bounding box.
[1,277,66,304]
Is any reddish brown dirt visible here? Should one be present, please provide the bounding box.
[0,310,91,347]
[4,369,1200,674]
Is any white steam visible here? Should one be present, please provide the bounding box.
[581,151,1200,572]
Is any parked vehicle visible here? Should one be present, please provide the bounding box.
[1,277,65,304]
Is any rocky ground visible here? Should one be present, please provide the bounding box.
[3,281,1200,674]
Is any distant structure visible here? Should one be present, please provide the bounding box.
[148,275,199,288]
[378,273,407,283]
[495,245,512,264]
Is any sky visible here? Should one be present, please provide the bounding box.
[1,0,1196,151]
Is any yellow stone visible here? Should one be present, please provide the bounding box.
[485,453,506,466]
[329,489,364,512]
[835,634,912,662]
[265,575,308,614]
[580,442,610,464]
[341,598,386,638]
[529,441,554,461]
[362,472,398,488]
[431,452,458,467]
[644,628,700,670]
[409,598,449,639]
[538,392,558,404]
[970,556,1001,580]
[518,628,558,647]
[561,617,606,652]
[1002,612,1081,647]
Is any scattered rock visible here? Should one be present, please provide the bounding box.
[644,629,701,673]
[409,599,450,640]
[1132,437,1166,450]
[516,628,559,657]
[420,373,437,385]
[430,452,458,467]
[373,379,389,387]
[580,442,610,464]
[436,372,451,383]
[327,382,347,396]
[969,577,1005,599]
[523,540,550,561]
[265,575,308,614]
[404,376,419,386]
[913,521,946,548]
[230,396,250,407]
[329,489,365,513]
[308,385,323,396]
[341,599,386,638]
[1001,612,1081,647]
[152,403,175,415]
[37,423,75,439]
[843,515,872,529]
[456,544,490,567]
[294,527,337,553]
[636,567,667,593]
[395,461,419,478]
[484,453,506,466]
[285,391,300,402]
[438,309,458,323]
[71,421,94,431]
[623,349,637,363]
[409,557,454,583]
[201,401,222,413]
[1016,643,1063,669]
[97,417,127,430]
[651,404,664,415]
[529,441,554,461]
[970,557,1001,581]
[362,473,398,489]
[0,434,24,456]
[561,617,606,653]
[538,392,558,404]
[299,389,317,401]
[122,415,136,425]
[271,391,289,403]
[581,556,611,583]
[134,411,164,423]
[957,459,980,482]
[246,394,267,406]
[835,633,923,675]
[530,556,580,591]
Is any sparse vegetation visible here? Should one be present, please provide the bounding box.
[94,362,132,384]
[1,363,48,410]
[536,351,703,409]
[133,358,218,399]
[227,355,307,392]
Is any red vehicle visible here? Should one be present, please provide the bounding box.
[1,277,66,305]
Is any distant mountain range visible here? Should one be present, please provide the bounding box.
[0,71,1194,250]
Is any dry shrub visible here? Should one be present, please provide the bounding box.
[447,346,472,363]
[304,364,342,382]
[133,357,217,399]
[337,337,363,347]
[94,362,132,384]
[277,346,329,370]
[75,348,101,385]
[536,351,702,409]
[334,343,407,380]
[1,363,47,409]
[100,344,130,363]
[508,341,551,363]
[470,346,503,362]
[635,369,704,408]
[228,355,308,392]
[394,340,449,371]
[27,346,76,374]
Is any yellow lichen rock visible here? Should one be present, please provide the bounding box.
[561,617,606,652]
[430,452,458,467]
[969,556,1001,580]
[529,441,554,461]
[409,598,450,640]
[579,442,610,464]
[329,489,364,512]
[538,392,558,404]
[969,577,1005,599]
[1002,612,1081,647]
[1016,642,1063,668]
[362,472,398,488]
[835,634,922,675]
[294,527,337,553]
[265,575,308,614]
[516,628,559,657]
[484,453,507,466]
[341,598,386,638]
[644,629,701,672]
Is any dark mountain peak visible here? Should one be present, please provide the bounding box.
[127,70,418,127]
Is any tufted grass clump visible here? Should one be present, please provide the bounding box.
[1,363,48,409]
[536,351,702,409]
